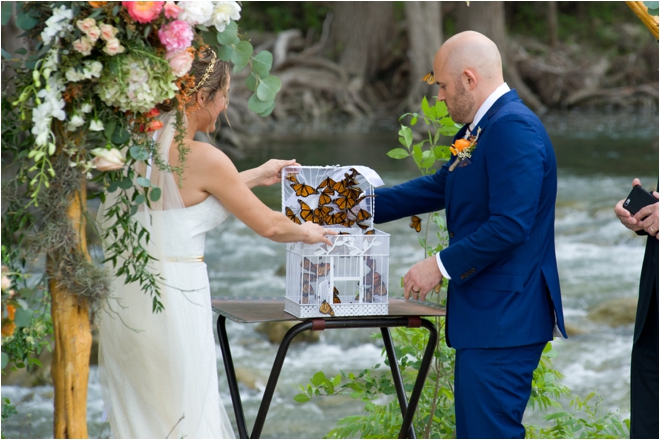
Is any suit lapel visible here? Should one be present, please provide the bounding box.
[445,124,470,211]
[445,90,521,216]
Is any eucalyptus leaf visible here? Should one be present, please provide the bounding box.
[136,177,151,187]
[150,187,162,202]
[247,93,273,114]
[245,72,258,91]
[118,177,133,190]
[252,51,273,76]
[231,40,253,69]
[1,2,13,26]
[107,181,119,193]
[16,8,39,30]
[112,126,130,144]
[134,194,146,205]
[129,145,149,161]
[387,148,409,159]
[216,20,238,45]
[130,204,138,216]
[217,44,233,62]
[1,352,8,369]
[256,75,282,102]
[13,307,31,327]
[257,101,276,117]
[201,30,218,47]
[1,48,11,60]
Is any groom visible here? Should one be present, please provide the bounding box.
[374,31,567,438]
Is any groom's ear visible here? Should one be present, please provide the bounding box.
[464,69,478,90]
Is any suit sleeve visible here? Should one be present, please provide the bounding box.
[440,114,547,284]
[374,163,450,223]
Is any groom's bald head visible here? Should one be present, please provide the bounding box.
[432,31,504,124]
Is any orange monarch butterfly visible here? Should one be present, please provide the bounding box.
[337,231,350,235]
[421,71,435,85]
[302,257,332,277]
[319,300,335,316]
[373,283,387,296]
[302,281,314,295]
[285,207,301,225]
[356,222,370,230]
[343,217,356,227]
[334,195,354,211]
[317,177,337,190]
[302,273,317,283]
[410,215,422,233]
[286,173,300,183]
[314,205,333,224]
[318,187,333,206]
[328,212,347,225]
[364,257,376,270]
[364,271,382,287]
[346,168,360,179]
[339,187,362,200]
[291,182,318,197]
[358,287,374,303]
[364,229,376,235]
[331,179,347,193]
[349,208,371,222]
[333,286,341,304]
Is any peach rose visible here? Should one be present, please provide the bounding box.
[165,50,193,77]
[86,25,101,43]
[73,36,93,56]
[100,23,118,41]
[103,38,125,56]
[77,17,96,33]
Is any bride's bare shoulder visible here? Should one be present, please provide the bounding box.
[175,139,234,170]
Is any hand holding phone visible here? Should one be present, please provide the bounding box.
[622,185,657,217]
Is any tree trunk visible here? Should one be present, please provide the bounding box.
[454,1,545,112]
[547,1,559,48]
[403,1,443,109]
[327,1,395,79]
[49,181,91,439]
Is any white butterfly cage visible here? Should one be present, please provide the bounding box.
[281,165,390,318]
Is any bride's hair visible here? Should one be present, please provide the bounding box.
[189,48,230,104]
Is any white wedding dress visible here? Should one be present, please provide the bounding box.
[98,113,235,439]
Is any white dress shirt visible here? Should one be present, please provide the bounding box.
[435,83,511,280]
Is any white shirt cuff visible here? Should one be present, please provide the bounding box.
[435,252,451,280]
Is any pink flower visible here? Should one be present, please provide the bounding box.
[76,17,96,33]
[165,50,193,77]
[103,38,125,56]
[86,25,101,42]
[158,20,193,52]
[163,1,181,19]
[122,1,164,24]
[73,36,93,56]
[91,148,126,171]
[100,23,118,41]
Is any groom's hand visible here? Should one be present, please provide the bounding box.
[403,256,443,301]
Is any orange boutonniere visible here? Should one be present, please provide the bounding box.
[449,127,481,172]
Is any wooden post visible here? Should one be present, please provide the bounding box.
[49,180,91,439]
[626,1,659,39]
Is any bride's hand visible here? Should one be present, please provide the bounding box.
[257,159,300,187]
[301,222,336,246]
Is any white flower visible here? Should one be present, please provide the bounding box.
[209,1,241,32]
[67,114,85,131]
[80,103,93,113]
[41,5,73,45]
[89,120,104,131]
[90,148,125,171]
[65,68,84,82]
[178,1,215,26]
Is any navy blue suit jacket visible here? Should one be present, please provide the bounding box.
[375,90,567,349]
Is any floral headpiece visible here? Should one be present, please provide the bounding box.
[186,49,218,96]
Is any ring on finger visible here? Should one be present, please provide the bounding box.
[412,288,420,294]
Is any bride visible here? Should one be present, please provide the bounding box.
[98,48,333,439]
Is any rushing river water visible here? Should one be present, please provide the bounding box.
[2,109,658,438]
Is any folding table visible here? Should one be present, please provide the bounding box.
[212,296,445,439]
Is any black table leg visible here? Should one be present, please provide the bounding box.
[397,318,438,439]
[216,315,249,439]
[381,327,416,439]
[251,320,315,439]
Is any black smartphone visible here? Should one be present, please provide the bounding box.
[623,185,657,216]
